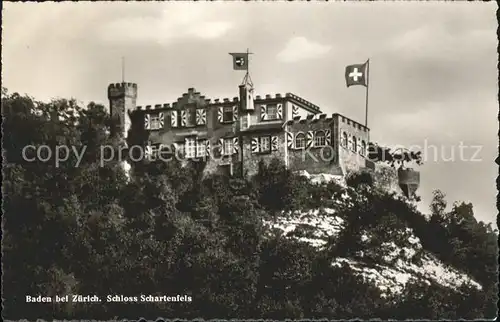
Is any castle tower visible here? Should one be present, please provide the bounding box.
[239,82,254,131]
[108,82,138,139]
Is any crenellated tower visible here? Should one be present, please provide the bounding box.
[108,82,138,140]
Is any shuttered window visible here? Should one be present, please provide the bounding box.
[295,133,306,149]
[223,106,233,123]
[150,114,161,130]
[342,132,348,148]
[185,138,196,158]
[223,138,233,155]
[196,140,207,157]
[259,136,270,152]
[314,131,326,147]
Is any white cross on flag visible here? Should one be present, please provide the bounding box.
[229,53,249,70]
[345,61,368,87]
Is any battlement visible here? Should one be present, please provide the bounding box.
[284,113,369,132]
[254,93,285,101]
[252,92,321,112]
[108,82,137,90]
[108,82,138,98]
[206,97,239,105]
[284,113,335,127]
[334,113,369,132]
[136,103,172,111]
[174,87,202,104]
[133,89,324,113]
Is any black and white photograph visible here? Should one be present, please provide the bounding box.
[2,1,498,320]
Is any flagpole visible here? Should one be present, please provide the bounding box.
[122,56,125,83]
[247,48,250,76]
[365,59,370,127]
[246,48,251,85]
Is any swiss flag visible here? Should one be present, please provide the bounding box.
[345,61,368,87]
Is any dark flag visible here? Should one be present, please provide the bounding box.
[345,61,368,87]
[229,53,249,70]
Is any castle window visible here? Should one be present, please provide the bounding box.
[185,108,195,127]
[360,140,366,156]
[223,106,233,123]
[150,114,161,130]
[196,140,207,157]
[266,105,278,120]
[185,138,196,159]
[342,132,348,148]
[314,131,326,147]
[295,133,306,149]
[352,136,358,152]
[259,136,271,153]
[223,138,233,155]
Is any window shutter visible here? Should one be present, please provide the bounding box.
[158,112,164,128]
[276,104,283,119]
[170,110,178,127]
[217,107,223,123]
[286,132,294,149]
[232,137,239,154]
[196,109,206,125]
[271,136,279,151]
[144,114,150,130]
[205,140,211,156]
[232,106,238,122]
[181,110,187,126]
[217,138,224,155]
[325,129,331,145]
[251,137,259,153]
[145,143,152,160]
[260,105,267,121]
[306,131,313,148]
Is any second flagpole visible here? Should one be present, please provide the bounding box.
[365,59,370,127]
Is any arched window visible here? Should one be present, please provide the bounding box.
[314,131,326,147]
[342,132,348,148]
[361,140,366,156]
[352,136,358,152]
[295,132,306,149]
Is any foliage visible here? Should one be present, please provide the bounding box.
[1,91,497,319]
[367,142,423,168]
[346,170,374,189]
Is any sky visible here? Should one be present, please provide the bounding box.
[2,2,498,225]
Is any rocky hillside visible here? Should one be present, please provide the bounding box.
[264,171,483,298]
[264,196,482,299]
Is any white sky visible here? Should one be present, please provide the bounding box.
[2,2,497,225]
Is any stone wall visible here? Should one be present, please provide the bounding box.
[370,163,402,195]
[333,114,370,176]
[286,115,342,175]
[241,131,287,177]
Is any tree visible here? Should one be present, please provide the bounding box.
[2,89,496,319]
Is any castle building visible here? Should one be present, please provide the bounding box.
[108,81,372,178]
